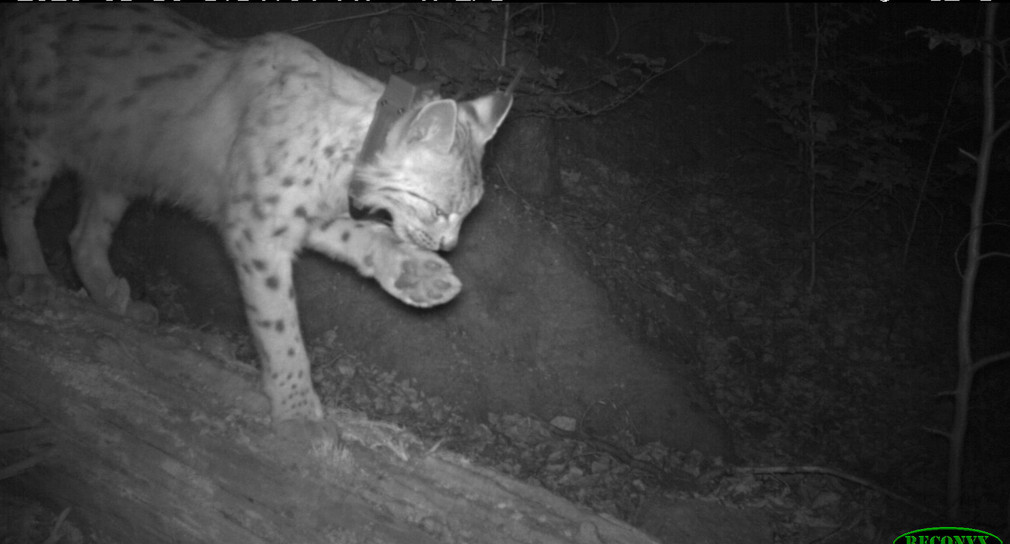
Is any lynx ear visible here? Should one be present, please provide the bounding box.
[405,100,458,153]
[467,91,514,145]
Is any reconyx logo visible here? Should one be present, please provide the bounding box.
[893,527,1003,544]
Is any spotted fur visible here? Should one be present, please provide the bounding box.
[0,6,512,422]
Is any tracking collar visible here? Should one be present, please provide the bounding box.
[358,71,440,164]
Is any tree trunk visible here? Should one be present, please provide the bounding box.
[0,287,660,544]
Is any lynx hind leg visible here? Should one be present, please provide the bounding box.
[227,232,322,421]
[306,220,461,308]
[68,189,158,323]
[1,138,59,304]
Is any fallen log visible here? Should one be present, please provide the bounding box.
[0,288,661,544]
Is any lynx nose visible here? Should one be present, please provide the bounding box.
[437,213,462,251]
[439,234,457,252]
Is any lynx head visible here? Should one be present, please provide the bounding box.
[350,89,513,251]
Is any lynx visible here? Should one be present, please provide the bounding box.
[1,6,512,422]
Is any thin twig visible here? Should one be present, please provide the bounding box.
[973,349,1010,373]
[903,53,965,268]
[605,4,620,56]
[500,4,510,68]
[952,221,1010,278]
[42,508,72,544]
[0,447,56,481]
[814,186,886,241]
[555,44,712,120]
[285,5,406,35]
[735,466,938,515]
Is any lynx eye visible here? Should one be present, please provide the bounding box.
[403,191,446,221]
[417,203,445,223]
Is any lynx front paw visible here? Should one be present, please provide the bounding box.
[92,276,159,324]
[377,247,461,308]
[6,273,59,306]
[124,300,160,325]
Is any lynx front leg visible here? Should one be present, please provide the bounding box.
[227,233,323,422]
[1,139,58,304]
[306,219,461,307]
